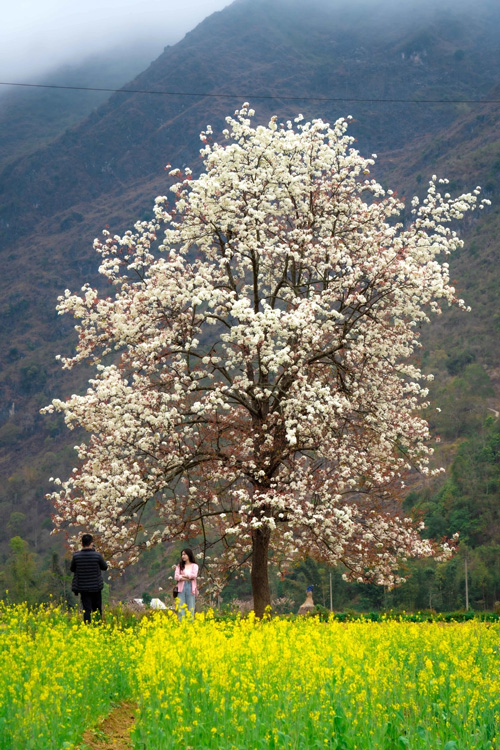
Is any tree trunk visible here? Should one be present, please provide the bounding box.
[251,526,271,617]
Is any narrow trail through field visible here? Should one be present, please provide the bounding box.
[78,702,137,750]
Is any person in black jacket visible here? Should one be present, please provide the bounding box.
[70,534,108,623]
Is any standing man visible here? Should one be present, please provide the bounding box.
[70,533,108,623]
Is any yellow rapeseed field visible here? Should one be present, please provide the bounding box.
[1,603,499,749]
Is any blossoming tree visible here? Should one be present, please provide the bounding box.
[45,106,486,615]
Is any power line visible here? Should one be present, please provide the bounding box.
[0,80,499,105]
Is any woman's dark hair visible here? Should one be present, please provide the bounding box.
[179,548,196,570]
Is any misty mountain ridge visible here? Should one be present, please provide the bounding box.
[1,0,500,589]
[2,0,500,243]
[0,45,165,171]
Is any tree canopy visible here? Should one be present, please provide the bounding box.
[44,106,486,615]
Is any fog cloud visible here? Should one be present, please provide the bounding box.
[1,0,231,82]
[1,0,488,84]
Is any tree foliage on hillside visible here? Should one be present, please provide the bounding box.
[44,107,486,615]
[393,415,500,611]
[414,416,500,547]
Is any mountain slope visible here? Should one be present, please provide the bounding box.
[0,46,160,171]
[376,86,500,377]
[3,0,500,243]
[1,0,500,578]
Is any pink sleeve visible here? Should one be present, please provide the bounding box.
[174,565,181,582]
[191,564,199,581]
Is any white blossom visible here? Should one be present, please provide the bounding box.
[43,107,479,602]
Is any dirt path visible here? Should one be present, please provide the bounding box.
[77,702,137,750]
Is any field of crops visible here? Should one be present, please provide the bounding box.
[1,603,499,749]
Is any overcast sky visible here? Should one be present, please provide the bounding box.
[1,0,232,82]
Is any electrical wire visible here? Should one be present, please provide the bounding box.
[0,80,499,104]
